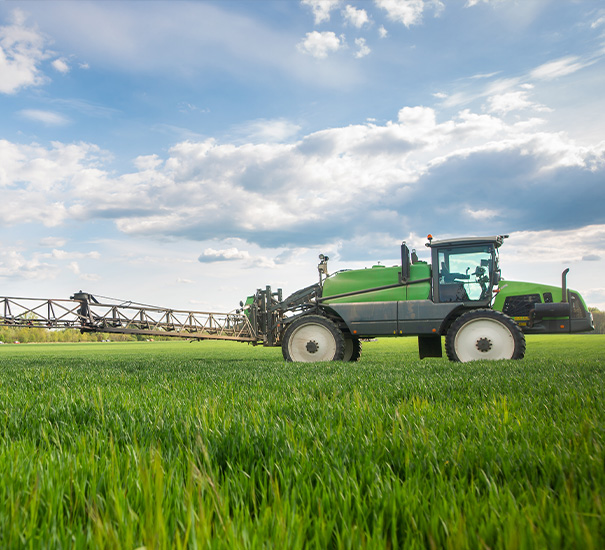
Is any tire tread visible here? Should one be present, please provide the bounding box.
[445,309,526,362]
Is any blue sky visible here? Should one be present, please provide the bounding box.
[1,0,604,311]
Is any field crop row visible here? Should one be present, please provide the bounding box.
[0,335,603,548]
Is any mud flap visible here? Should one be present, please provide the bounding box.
[418,335,442,359]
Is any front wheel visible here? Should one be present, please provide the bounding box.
[343,336,362,362]
[445,309,525,362]
[282,315,345,362]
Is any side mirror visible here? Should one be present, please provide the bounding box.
[400,242,411,283]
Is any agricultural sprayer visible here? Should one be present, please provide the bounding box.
[0,234,593,362]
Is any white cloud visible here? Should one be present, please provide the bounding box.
[465,0,506,6]
[354,37,371,58]
[530,56,592,80]
[1,105,604,267]
[465,207,500,220]
[343,5,370,28]
[297,31,345,58]
[375,0,425,27]
[470,71,501,80]
[66,260,100,281]
[0,139,101,225]
[374,0,443,28]
[591,15,605,30]
[17,1,339,88]
[134,154,163,171]
[46,249,100,261]
[51,57,69,73]
[19,109,70,126]
[234,118,302,143]
[486,91,551,115]
[39,236,67,248]
[378,25,388,38]
[0,248,56,280]
[199,247,251,262]
[198,243,292,269]
[301,0,342,24]
[397,105,437,129]
[0,9,51,94]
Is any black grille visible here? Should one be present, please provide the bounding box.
[502,294,541,317]
[570,292,586,319]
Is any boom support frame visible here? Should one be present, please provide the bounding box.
[0,294,257,342]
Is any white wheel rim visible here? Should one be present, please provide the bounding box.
[454,317,515,362]
[288,322,337,362]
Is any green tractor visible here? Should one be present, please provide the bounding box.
[246,234,593,363]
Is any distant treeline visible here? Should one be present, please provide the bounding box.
[0,327,166,344]
[588,308,605,334]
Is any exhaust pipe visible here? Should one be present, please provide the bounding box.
[561,268,569,303]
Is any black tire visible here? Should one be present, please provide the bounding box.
[343,336,362,362]
[282,315,346,362]
[445,309,526,362]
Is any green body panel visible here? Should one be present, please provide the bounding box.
[492,280,590,309]
[493,280,565,309]
[492,280,589,328]
[322,262,431,304]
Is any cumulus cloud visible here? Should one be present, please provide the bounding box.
[297,31,345,58]
[354,38,371,58]
[1,100,604,268]
[0,139,103,225]
[0,9,51,94]
[51,57,69,73]
[343,5,370,28]
[301,0,342,24]
[375,0,425,27]
[486,91,551,115]
[375,0,443,28]
[0,248,56,280]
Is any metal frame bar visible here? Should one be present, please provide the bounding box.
[0,296,257,342]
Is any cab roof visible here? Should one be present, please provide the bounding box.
[426,235,508,249]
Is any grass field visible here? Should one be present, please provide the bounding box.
[0,335,603,549]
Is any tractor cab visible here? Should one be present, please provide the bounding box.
[426,235,506,305]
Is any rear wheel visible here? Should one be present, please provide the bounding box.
[445,309,525,362]
[282,315,345,362]
[343,336,362,362]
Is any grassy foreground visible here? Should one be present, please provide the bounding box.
[0,335,603,549]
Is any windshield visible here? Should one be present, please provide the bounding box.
[437,245,495,302]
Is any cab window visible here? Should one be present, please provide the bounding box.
[438,246,494,302]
